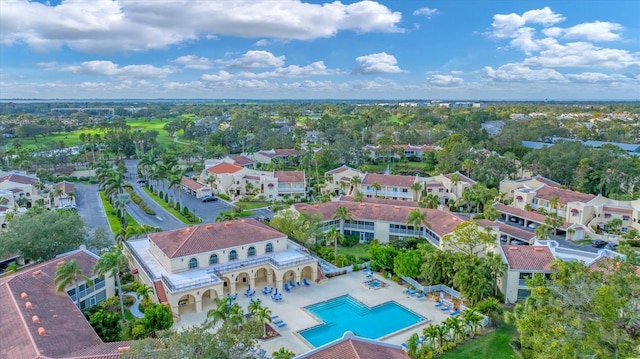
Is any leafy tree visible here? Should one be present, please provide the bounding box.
[54,259,89,307]
[368,242,397,272]
[0,209,86,261]
[420,250,458,287]
[453,255,493,306]
[94,248,127,322]
[272,347,295,359]
[141,303,173,335]
[442,221,495,257]
[483,204,500,221]
[484,252,507,296]
[393,251,422,278]
[85,227,114,255]
[534,223,552,240]
[88,309,122,342]
[406,208,430,231]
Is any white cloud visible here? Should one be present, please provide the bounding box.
[201,71,233,82]
[0,0,402,53]
[521,7,565,26]
[223,50,286,69]
[562,21,623,42]
[352,52,403,74]
[254,39,270,47]
[523,41,640,69]
[450,70,464,75]
[171,55,213,70]
[413,7,438,18]
[509,27,540,55]
[565,72,628,83]
[238,61,335,78]
[488,7,564,51]
[57,61,175,79]
[490,13,526,39]
[484,63,566,82]
[427,74,464,87]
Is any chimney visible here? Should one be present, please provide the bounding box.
[37,327,46,336]
[206,225,213,229]
[31,270,42,276]
[56,261,65,267]
[25,302,33,309]
[32,316,39,323]
[20,292,28,299]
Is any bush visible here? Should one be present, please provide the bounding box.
[158,190,164,199]
[164,193,169,202]
[626,239,640,247]
[175,202,181,212]
[218,193,230,201]
[339,234,359,247]
[123,295,136,307]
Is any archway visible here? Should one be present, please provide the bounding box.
[254,267,270,288]
[177,294,196,315]
[282,269,296,287]
[236,271,251,292]
[201,289,218,312]
[301,265,314,283]
[222,276,232,295]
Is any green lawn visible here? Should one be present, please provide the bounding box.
[235,201,270,210]
[573,239,592,246]
[142,187,196,225]
[220,209,255,218]
[360,161,426,174]
[338,243,371,259]
[439,320,518,359]
[99,192,139,233]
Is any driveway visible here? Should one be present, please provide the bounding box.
[177,192,233,224]
[74,183,111,236]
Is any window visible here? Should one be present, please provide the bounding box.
[266,243,273,253]
[623,216,630,221]
[248,246,256,257]
[188,258,198,269]
[604,213,611,218]
[209,254,218,265]
[229,250,238,261]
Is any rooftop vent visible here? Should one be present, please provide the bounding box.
[37,327,46,336]
[313,205,319,208]
[394,206,400,210]
[206,225,213,229]
[300,207,307,211]
[20,292,28,299]
[534,247,545,252]
[31,270,42,277]
[56,261,65,267]
[359,203,366,206]
[374,204,380,207]
[508,247,519,251]
[118,347,131,353]
[224,222,233,227]
[185,228,191,232]
[25,302,33,309]
[32,316,39,323]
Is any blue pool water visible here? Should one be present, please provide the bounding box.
[298,295,424,347]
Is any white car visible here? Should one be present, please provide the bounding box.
[527,223,538,229]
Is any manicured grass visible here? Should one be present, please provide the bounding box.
[360,161,426,174]
[10,129,102,149]
[338,243,371,260]
[573,239,592,246]
[235,201,270,210]
[439,319,518,359]
[220,209,255,218]
[142,187,198,225]
[99,192,139,233]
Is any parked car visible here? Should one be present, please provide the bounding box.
[201,195,218,203]
[605,242,618,250]
[500,235,508,243]
[592,239,608,248]
[527,223,539,229]
[136,179,146,184]
[256,216,271,222]
[61,204,77,211]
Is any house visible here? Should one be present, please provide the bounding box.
[53,181,76,208]
[499,245,556,303]
[124,219,318,317]
[360,173,418,201]
[227,154,256,169]
[254,148,303,165]
[0,172,42,209]
[271,171,306,200]
[180,176,211,199]
[292,201,464,248]
[323,165,364,196]
[0,248,126,359]
[363,144,440,161]
[295,331,410,359]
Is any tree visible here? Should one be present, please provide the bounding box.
[549,194,560,215]
[94,248,127,322]
[0,210,86,261]
[141,303,173,335]
[411,182,423,201]
[272,347,295,359]
[607,217,623,234]
[545,213,564,236]
[333,205,352,236]
[483,204,500,221]
[368,242,397,272]
[325,225,340,261]
[349,175,360,195]
[85,227,114,254]
[393,251,422,278]
[442,221,495,257]
[248,299,272,338]
[462,309,484,338]
[132,282,154,303]
[450,172,461,198]
[371,181,382,197]
[54,259,88,307]
[462,158,474,178]
[406,208,430,234]
[484,252,507,296]
[419,193,439,209]
[88,309,122,342]
[534,223,552,240]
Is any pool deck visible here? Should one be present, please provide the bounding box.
[174,271,451,355]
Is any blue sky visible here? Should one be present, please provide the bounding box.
[1,0,638,100]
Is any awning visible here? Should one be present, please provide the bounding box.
[131,269,138,274]
[570,208,579,214]
[516,195,523,200]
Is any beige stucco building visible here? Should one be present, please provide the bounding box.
[124,218,317,318]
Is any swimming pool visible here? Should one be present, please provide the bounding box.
[298,295,424,347]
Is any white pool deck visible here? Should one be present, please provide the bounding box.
[173,271,452,356]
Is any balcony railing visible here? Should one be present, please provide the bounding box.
[344,223,375,231]
[162,274,222,293]
[125,242,158,281]
[390,228,421,236]
[69,280,105,302]
[361,190,411,197]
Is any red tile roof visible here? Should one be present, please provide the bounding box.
[362,173,416,188]
[296,332,409,359]
[495,203,572,229]
[230,155,254,166]
[181,176,205,190]
[515,175,561,188]
[502,245,555,271]
[0,249,131,358]
[55,181,75,193]
[391,144,428,151]
[325,165,359,175]
[153,280,169,305]
[274,171,305,183]
[294,201,463,238]
[206,162,243,175]
[534,185,595,204]
[475,220,536,241]
[444,172,476,184]
[148,219,287,258]
[0,173,38,185]
[341,196,419,208]
[603,206,633,215]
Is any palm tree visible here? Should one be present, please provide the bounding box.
[462,309,484,338]
[410,182,423,202]
[534,223,552,240]
[549,194,560,215]
[406,209,430,236]
[54,259,88,308]
[349,175,361,196]
[132,282,153,302]
[168,173,182,203]
[450,172,461,198]
[249,299,272,338]
[326,225,340,261]
[112,193,131,228]
[371,181,382,197]
[52,187,63,208]
[462,158,474,178]
[333,205,352,236]
[94,248,127,321]
[444,316,464,344]
[405,332,421,359]
[419,193,440,209]
[423,323,440,347]
[485,252,507,296]
[272,348,296,359]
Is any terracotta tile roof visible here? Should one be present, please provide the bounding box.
[180,176,205,190]
[10,187,24,193]
[153,280,169,305]
[515,175,561,188]
[206,162,243,175]
[55,181,75,193]
[0,205,8,212]
[274,171,305,183]
[148,219,287,259]
[502,245,555,271]
[476,220,536,241]
[63,341,134,358]
[0,250,128,359]
[243,175,261,180]
[296,332,409,359]
[0,281,38,359]
[534,185,595,204]
[294,201,463,238]
[362,173,416,188]
[603,206,633,215]
[444,172,476,184]
[495,203,572,229]
[589,257,640,277]
[325,165,360,175]
[259,148,302,158]
[230,155,254,166]
[341,196,419,208]
[0,173,38,185]
[391,144,428,151]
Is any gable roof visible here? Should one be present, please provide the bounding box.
[206,162,243,175]
[325,165,361,176]
[501,245,555,271]
[0,173,38,186]
[362,173,416,188]
[148,219,286,258]
[295,332,409,359]
[0,249,131,359]
[475,219,536,241]
[258,148,302,158]
[181,176,205,191]
[230,155,254,166]
[55,181,75,193]
[494,203,572,229]
[274,171,305,183]
[294,201,463,238]
[444,171,476,184]
[533,185,595,204]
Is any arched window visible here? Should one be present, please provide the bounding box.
[265,243,273,253]
[229,250,238,261]
[188,258,198,269]
[209,254,218,265]
[248,246,256,257]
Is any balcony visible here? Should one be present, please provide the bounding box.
[344,223,374,231]
[390,227,421,236]
[360,189,411,198]
[69,280,105,302]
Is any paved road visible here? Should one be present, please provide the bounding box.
[74,183,112,236]
[178,191,233,224]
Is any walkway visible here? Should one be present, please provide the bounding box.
[126,292,145,319]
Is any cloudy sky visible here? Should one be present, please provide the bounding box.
[1,0,639,100]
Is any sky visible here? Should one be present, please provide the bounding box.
[0,0,639,100]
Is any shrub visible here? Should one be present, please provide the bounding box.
[123,295,136,307]
[175,202,181,212]
[158,190,164,199]
[164,193,169,202]
[218,193,230,201]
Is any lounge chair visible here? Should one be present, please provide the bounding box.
[297,281,302,287]
[303,278,311,286]
[273,320,284,325]
[403,287,413,295]
[441,304,451,312]
[284,284,290,292]
[289,280,296,288]
[450,310,460,317]
[415,292,425,299]
[276,322,287,328]
[408,288,417,296]
[271,315,279,320]
[434,300,444,307]
[401,343,409,351]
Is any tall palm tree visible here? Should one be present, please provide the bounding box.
[411,182,423,201]
[112,193,131,228]
[168,174,182,203]
[248,299,272,338]
[549,194,560,215]
[54,259,88,308]
[419,193,439,209]
[423,323,440,348]
[52,187,63,207]
[371,181,382,197]
[349,175,360,195]
[450,172,461,198]
[534,224,552,240]
[132,282,153,303]
[333,205,352,236]
[94,248,127,321]
[485,252,507,296]
[325,225,340,260]
[462,309,484,338]
[462,158,474,178]
[406,209,430,236]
